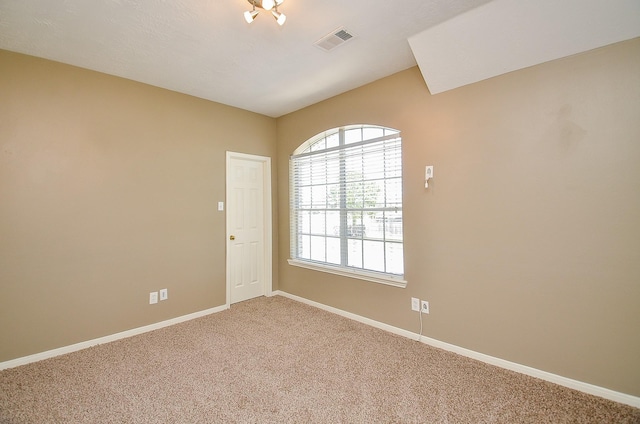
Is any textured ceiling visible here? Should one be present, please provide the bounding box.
[0,0,491,117]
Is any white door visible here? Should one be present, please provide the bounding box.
[226,152,271,304]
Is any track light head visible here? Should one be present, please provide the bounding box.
[272,10,286,26]
[244,0,286,26]
[244,9,259,23]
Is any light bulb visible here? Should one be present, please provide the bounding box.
[261,0,275,11]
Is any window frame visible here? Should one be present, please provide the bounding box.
[288,125,407,288]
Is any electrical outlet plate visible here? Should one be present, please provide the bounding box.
[149,292,158,304]
[411,297,420,312]
[425,165,434,188]
[159,288,168,301]
[421,300,429,314]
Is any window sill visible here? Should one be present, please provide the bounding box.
[287,259,407,288]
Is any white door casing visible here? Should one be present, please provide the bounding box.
[226,152,272,305]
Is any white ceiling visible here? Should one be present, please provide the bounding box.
[409,0,640,95]
[0,0,491,117]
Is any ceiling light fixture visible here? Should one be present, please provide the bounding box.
[244,0,286,26]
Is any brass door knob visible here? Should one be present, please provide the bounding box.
[229,235,235,240]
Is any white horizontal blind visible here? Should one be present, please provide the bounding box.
[290,125,403,278]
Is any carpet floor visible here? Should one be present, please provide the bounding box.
[0,295,638,423]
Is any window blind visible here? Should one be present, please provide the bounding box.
[290,125,404,279]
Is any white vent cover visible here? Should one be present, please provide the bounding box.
[314,28,354,52]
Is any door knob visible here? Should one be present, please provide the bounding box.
[229,235,235,240]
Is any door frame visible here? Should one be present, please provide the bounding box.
[225,151,273,307]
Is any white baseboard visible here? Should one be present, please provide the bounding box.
[0,304,229,371]
[274,290,640,408]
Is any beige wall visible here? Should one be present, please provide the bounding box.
[276,38,640,396]
[0,50,277,361]
[2,37,639,398]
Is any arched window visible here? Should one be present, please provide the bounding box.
[288,124,405,287]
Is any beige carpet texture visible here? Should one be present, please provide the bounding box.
[0,295,638,423]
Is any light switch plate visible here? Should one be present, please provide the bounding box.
[411,297,420,312]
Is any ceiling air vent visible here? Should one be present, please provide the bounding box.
[314,28,354,52]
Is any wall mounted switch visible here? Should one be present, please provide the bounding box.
[411,297,420,312]
[149,291,158,304]
[160,288,168,301]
